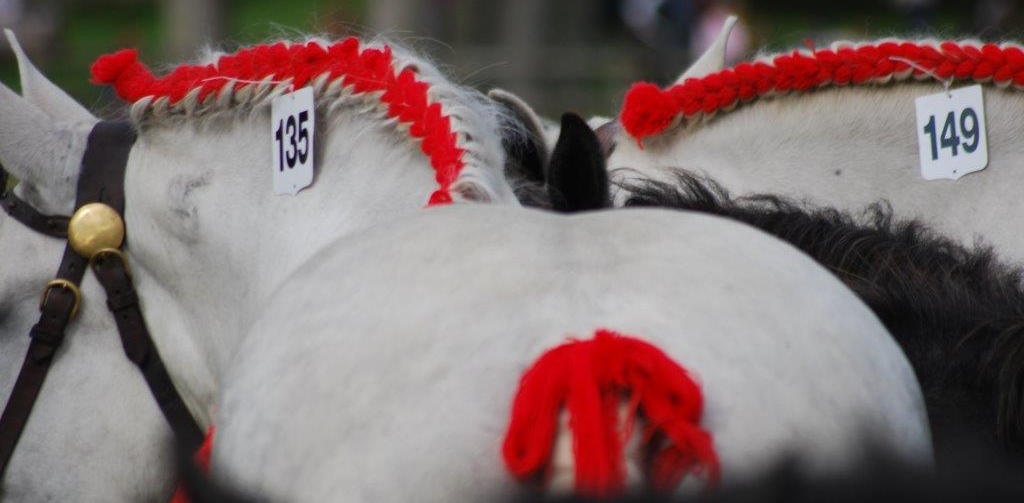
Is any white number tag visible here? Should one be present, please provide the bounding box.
[271,87,315,195]
[915,85,988,181]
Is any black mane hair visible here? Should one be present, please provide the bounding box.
[622,171,1024,462]
[495,105,552,209]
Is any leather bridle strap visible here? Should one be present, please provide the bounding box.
[91,251,204,450]
[0,166,69,238]
[0,256,84,479]
[74,121,202,449]
[0,121,202,479]
[0,156,94,478]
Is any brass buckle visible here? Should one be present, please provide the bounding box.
[89,247,132,280]
[39,279,82,320]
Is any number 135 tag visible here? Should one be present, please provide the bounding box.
[915,85,988,181]
[271,87,315,195]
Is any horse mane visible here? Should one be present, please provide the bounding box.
[619,39,1024,143]
[621,170,1024,459]
[89,37,512,205]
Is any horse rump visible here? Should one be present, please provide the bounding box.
[620,169,1024,462]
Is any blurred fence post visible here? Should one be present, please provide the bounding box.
[498,0,544,105]
[370,0,418,33]
[160,0,226,61]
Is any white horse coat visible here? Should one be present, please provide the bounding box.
[211,205,931,503]
[605,20,1024,265]
[0,34,519,501]
[0,197,175,502]
[0,34,173,502]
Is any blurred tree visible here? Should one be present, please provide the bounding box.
[498,0,544,102]
[161,0,225,60]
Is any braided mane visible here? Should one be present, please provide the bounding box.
[90,38,501,205]
[620,39,1024,144]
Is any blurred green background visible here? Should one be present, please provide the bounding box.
[1,0,1021,119]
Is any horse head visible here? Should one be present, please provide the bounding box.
[0,32,177,502]
[0,29,100,332]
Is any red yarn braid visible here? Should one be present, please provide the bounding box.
[90,39,466,205]
[621,40,1024,143]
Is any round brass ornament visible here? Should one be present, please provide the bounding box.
[68,203,125,258]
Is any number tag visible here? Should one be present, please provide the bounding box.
[915,85,988,181]
[271,87,315,195]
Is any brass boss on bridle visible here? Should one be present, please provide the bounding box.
[0,121,202,480]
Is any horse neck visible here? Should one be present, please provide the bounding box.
[610,82,1024,207]
[123,112,450,416]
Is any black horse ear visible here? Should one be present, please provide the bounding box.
[548,113,610,212]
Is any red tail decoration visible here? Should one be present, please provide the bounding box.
[502,329,720,497]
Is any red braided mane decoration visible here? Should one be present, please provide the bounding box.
[90,39,466,205]
[621,40,1024,144]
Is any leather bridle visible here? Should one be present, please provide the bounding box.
[0,121,203,480]
[0,164,68,238]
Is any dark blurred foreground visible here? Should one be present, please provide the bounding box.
[176,438,1024,503]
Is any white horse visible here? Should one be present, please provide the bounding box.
[207,205,931,503]
[602,17,1024,265]
[494,17,1024,263]
[1,31,929,503]
[0,33,521,502]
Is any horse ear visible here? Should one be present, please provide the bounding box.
[0,78,90,213]
[4,29,97,125]
[674,15,737,84]
[590,117,619,159]
[488,88,553,182]
[547,113,610,212]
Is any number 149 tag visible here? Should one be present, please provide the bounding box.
[271,87,315,195]
[915,85,988,181]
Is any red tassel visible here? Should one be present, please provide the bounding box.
[502,330,720,497]
[427,189,453,206]
[620,83,677,148]
[89,49,142,84]
[168,427,216,503]
[89,49,162,103]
